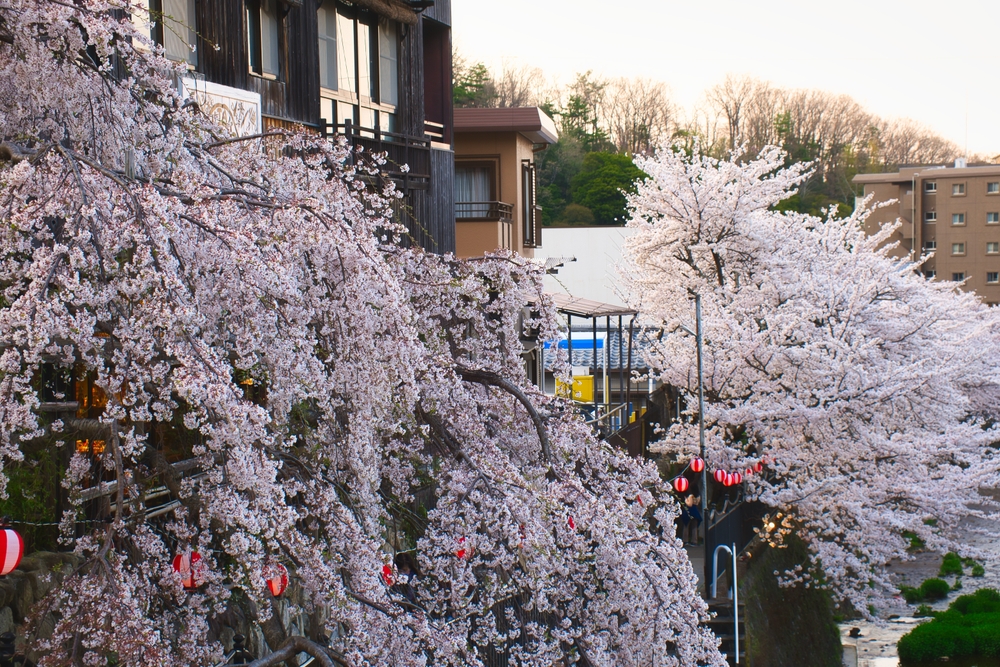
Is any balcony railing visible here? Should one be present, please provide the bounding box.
[456,201,514,222]
[324,120,431,192]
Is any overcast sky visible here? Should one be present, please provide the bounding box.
[452,0,1000,158]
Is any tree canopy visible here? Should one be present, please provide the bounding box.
[622,144,1000,614]
[0,2,721,665]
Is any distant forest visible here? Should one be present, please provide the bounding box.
[453,55,968,226]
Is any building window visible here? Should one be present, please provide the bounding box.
[952,213,966,225]
[319,5,398,134]
[378,22,398,107]
[989,273,1000,284]
[924,181,937,193]
[134,0,198,65]
[522,160,539,248]
[953,272,966,281]
[952,183,966,196]
[924,211,937,223]
[924,270,936,279]
[952,242,966,255]
[318,5,337,90]
[989,212,1000,224]
[923,240,937,251]
[455,161,497,219]
[989,242,1000,255]
[248,0,281,77]
[989,182,1000,194]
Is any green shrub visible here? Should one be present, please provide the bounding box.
[900,585,922,604]
[902,530,925,551]
[940,552,964,576]
[914,604,935,617]
[923,517,938,527]
[898,588,1000,663]
[921,578,951,600]
[973,564,986,578]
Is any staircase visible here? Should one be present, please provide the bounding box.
[704,597,746,666]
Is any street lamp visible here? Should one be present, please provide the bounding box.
[678,294,709,590]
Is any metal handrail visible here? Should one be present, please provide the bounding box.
[584,401,628,426]
[456,201,514,221]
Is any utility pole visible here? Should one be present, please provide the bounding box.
[695,294,710,593]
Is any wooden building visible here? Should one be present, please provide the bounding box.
[139,0,455,253]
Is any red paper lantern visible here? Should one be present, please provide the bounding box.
[172,551,203,589]
[0,528,23,576]
[745,468,753,476]
[265,563,289,597]
[754,461,763,473]
[714,469,727,484]
[455,537,469,559]
[723,473,734,487]
[732,472,743,485]
[381,564,394,586]
[690,457,705,473]
[567,516,576,530]
[673,477,690,493]
[636,493,644,506]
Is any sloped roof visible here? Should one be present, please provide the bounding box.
[548,293,637,318]
[454,107,559,144]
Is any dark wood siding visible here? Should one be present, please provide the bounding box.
[192,0,453,254]
[421,0,451,27]
[196,0,319,127]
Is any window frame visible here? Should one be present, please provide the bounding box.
[989,272,1000,285]
[988,212,1000,225]
[923,240,937,251]
[952,272,966,282]
[924,181,937,193]
[318,4,399,134]
[924,270,936,279]
[247,0,283,79]
[952,212,966,226]
[135,0,198,66]
[455,158,500,219]
[988,182,1000,195]
[952,182,966,196]
[952,242,966,256]
[988,242,1000,255]
[924,210,937,223]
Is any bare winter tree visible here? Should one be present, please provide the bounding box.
[602,77,676,155]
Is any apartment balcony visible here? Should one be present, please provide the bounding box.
[456,201,514,257]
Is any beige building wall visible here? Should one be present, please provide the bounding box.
[855,165,1000,304]
[454,130,537,258]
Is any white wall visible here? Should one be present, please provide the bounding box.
[541,226,636,306]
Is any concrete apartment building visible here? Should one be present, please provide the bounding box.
[854,161,1000,302]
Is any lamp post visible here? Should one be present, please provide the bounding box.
[680,294,709,592]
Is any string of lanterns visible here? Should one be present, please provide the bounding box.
[670,456,771,493]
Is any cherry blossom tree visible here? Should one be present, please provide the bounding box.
[0,1,722,665]
[622,144,1000,613]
